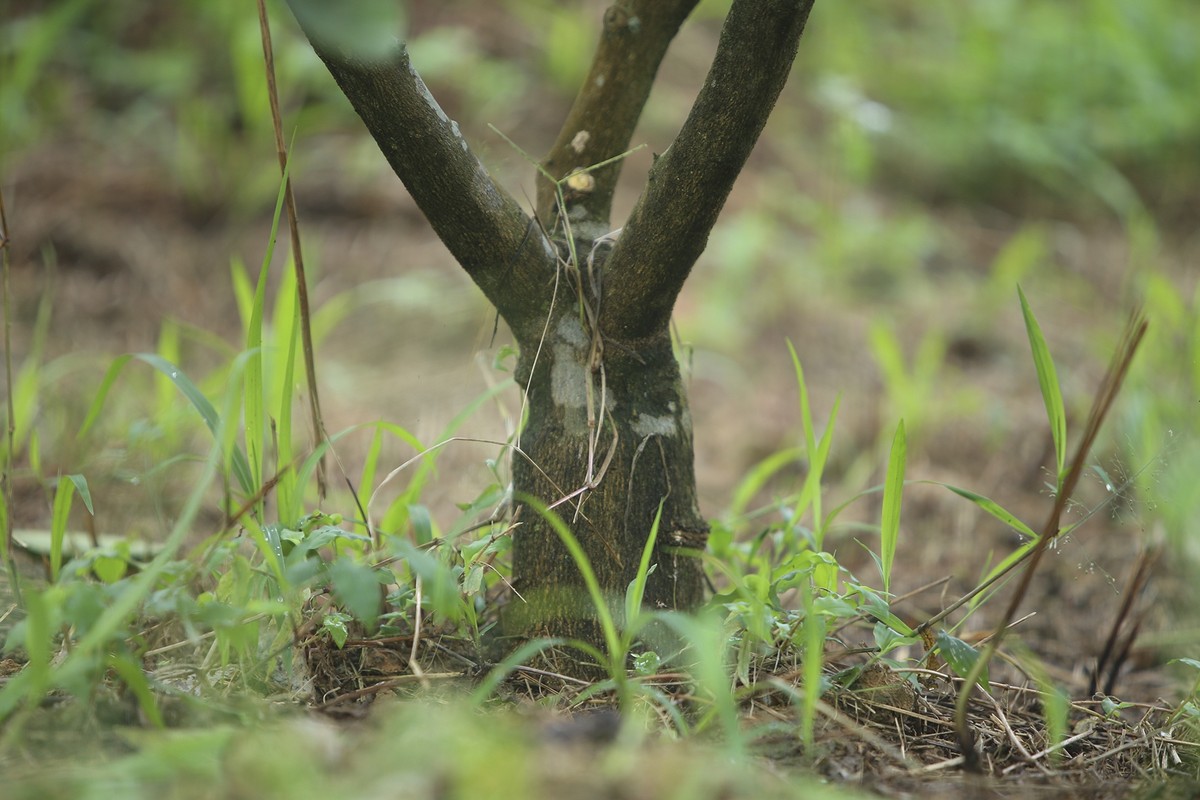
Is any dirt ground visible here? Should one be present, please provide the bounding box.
[3,6,1198,797]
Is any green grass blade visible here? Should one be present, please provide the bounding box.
[800,580,825,753]
[107,652,164,728]
[275,291,302,524]
[653,611,742,752]
[154,321,182,424]
[879,420,906,596]
[787,340,840,545]
[801,395,840,550]
[928,482,1038,539]
[49,476,75,583]
[66,473,93,516]
[520,495,621,667]
[728,447,804,519]
[242,251,271,513]
[80,352,254,493]
[71,350,255,658]
[623,500,663,632]
[468,638,567,705]
[1018,286,1067,485]
[78,354,135,439]
[230,257,254,332]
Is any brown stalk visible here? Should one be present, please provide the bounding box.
[256,0,328,500]
[953,309,1148,770]
[1090,546,1158,697]
[0,186,20,607]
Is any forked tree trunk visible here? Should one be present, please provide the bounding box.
[287,0,814,667]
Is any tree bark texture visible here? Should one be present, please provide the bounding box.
[506,288,709,645]
[535,0,700,224]
[286,0,815,659]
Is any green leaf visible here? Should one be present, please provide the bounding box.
[66,474,94,516]
[1018,286,1067,486]
[408,504,434,545]
[242,256,269,508]
[468,638,567,705]
[329,558,382,631]
[851,585,913,636]
[935,630,989,690]
[930,482,1038,539]
[322,612,351,649]
[624,501,663,631]
[1042,683,1070,761]
[92,555,128,584]
[288,0,406,63]
[873,621,911,656]
[728,447,804,518]
[275,288,302,524]
[786,340,841,549]
[107,652,164,728]
[520,496,621,668]
[879,420,906,596]
[800,580,826,752]
[80,354,255,495]
[633,651,661,676]
[50,476,75,583]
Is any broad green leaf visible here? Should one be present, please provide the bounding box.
[92,555,127,584]
[329,558,382,631]
[936,629,989,690]
[633,650,661,676]
[873,621,911,656]
[323,612,351,649]
[408,504,434,546]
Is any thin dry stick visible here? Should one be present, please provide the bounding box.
[916,454,1155,636]
[256,0,328,500]
[953,310,1148,769]
[0,188,20,608]
[1091,545,1158,696]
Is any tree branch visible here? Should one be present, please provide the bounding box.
[601,0,815,340]
[537,0,699,225]
[286,10,558,336]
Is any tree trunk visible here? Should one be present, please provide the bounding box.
[505,276,708,646]
[286,0,815,671]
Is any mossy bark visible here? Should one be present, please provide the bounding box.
[505,299,708,646]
